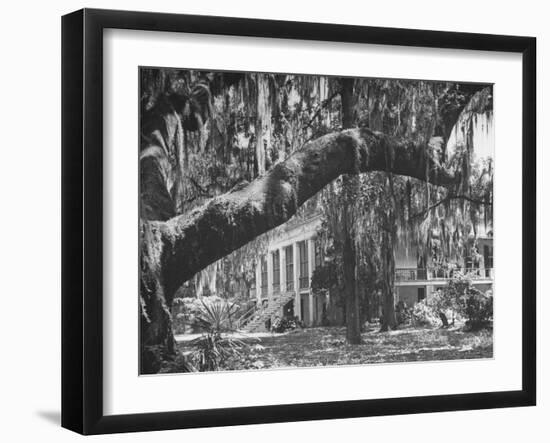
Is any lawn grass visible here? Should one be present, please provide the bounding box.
[175,325,493,372]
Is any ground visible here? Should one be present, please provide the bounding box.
[172,325,493,372]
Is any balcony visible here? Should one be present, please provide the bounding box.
[395,267,494,283]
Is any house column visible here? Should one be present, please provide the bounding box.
[267,251,273,301]
[279,247,285,296]
[307,238,315,325]
[426,284,433,301]
[255,260,262,304]
[293,242,301,320]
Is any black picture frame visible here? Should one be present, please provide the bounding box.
[62,8,536,435]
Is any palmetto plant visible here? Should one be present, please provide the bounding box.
[189,300,249,371]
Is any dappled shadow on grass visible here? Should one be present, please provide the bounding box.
[175,325,493,372]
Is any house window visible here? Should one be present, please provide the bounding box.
[285,246,294,291]
[272,250,280,294]
[261,256,268,297]
[299,241,309,289]
[250,274,256,298]
[417,287,426,302]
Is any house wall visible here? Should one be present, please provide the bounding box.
[396,286,422,307]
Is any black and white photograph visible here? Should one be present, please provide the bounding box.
[139,68,494,375]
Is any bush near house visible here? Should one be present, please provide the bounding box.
[187,299,251,371]
[409,272,493,329]
[462,289,493,330]
[410,301,441,327]
[271,316,299,333]
[172,296,224,334]
[172,295,253,334]
[445,272,493,330]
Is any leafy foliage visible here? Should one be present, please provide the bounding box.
[444,273,493,330]
[271,317,299,333]
[311,262,341,296]
[411,301,441,328]
[463,290,493,330]
[410,273,493,330]
[187,299,250,371]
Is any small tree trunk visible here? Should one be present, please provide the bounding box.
[139,223,188,374]
[343,210,361,344]
[140,272,176,374]
[380,228,397,332]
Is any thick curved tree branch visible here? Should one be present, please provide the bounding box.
[147,127,460,297]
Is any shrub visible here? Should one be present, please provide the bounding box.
[187,299,250,371]
[406,272,493,330]
[411,300,440,327]
[172,295,244,334]
[442,273,493,330]
[271,316,298,333]
[189,333,248,372]
[463,290,493,330]
[395,301,412,325]
[409,286,464,329]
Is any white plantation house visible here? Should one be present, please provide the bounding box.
[240,213,493,332]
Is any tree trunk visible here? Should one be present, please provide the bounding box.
[343,221,361,343]
[439,312,449,328]
[140,223,177,373]
[379,163,400,332]
[340,78,362,344]
[379,225,397,332]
